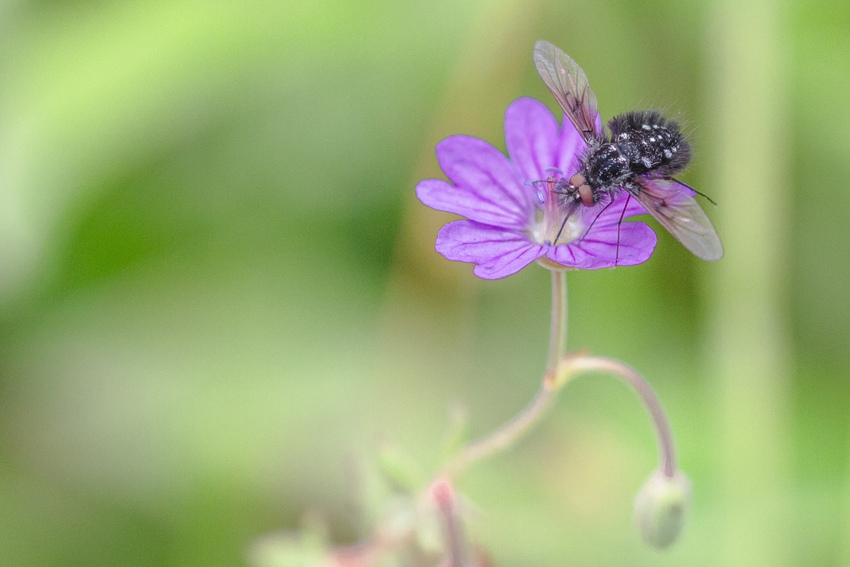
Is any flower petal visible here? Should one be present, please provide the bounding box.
[547,221,657,269]
[504,97,561,183]
[431,135,533,230]
[415,178,526,230]
[435,220,546,279]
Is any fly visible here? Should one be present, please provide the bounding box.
[533,39,723,262]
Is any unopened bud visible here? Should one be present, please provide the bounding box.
[633,469,691,549]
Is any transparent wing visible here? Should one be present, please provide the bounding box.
[630,178,724,261]
[533,40,600,143]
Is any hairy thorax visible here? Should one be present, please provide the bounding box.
[579,110,691,194]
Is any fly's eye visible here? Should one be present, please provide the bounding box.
[569,174,586,188]
[578,184,594,207]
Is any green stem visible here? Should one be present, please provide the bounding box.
[441,271,679,493]
[562,356,678,477]
[547,270,568,370]
[445,271,568,477]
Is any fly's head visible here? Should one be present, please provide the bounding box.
[567,173,596,207]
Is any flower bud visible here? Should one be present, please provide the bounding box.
[633,469,691,549]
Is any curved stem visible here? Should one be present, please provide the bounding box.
[447,383,557,475]
[565,355,678,477]
[440,274,678,482]
[445,271,568,477]
[547,270,568,370]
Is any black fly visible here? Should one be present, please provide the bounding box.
[533,40,723,262]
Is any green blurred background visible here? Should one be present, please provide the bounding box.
[0,0,848,565]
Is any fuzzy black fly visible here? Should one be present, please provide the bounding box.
[533,40,723,262]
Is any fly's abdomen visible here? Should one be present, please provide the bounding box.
[608,110,691,178]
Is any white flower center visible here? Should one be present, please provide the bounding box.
[529,177,585,247]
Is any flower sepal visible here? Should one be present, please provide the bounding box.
[535,256,576,272]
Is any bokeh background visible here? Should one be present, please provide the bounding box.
[0,0,848,565]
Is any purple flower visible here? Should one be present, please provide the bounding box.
[416,97,657,279]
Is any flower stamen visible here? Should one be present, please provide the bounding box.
[531,175,583,247]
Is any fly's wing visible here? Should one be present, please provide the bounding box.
[533,40,600,143]
[630,178,724,261]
